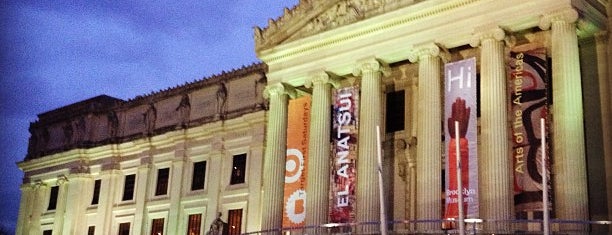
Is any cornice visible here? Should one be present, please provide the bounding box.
[258,0,482,64]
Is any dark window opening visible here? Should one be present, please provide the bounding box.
[47,185,59,210]
[155,168,170,196]
[122,174,136,201]
[191,161,207,191]
[230,154,247,185]
[91,179,101,205]
[43,230,52,235]
[150,218,164,235]
[186,214,202,235]
[227,209,243,235]
[386,90,405,133]
[88,226,95,235]
[118,222,130,235]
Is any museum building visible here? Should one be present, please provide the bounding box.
[17,0,612,234]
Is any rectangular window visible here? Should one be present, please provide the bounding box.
[186,214,202,235]
[43,230,52,235]
[227,209,243,235]
[88,226,95,235]
[191,161,207,191]
[47,185,59,210]
[122,174,136,201]
[118,222,130,235]
[155,168,170,196]
[230,154,247,185]
[91,179,101,205]
[150,218,164,235]
[385,90,405,133]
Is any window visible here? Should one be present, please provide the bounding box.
[150,218,164,235]
[47,185,59,210]
[227,209,243,235]
[191,161,207,191]
[155,168,170,196]
[122,174,136,201]
[43,230,52,235]
[230,154,247,185]
[186,214,202,235]
[118,222,130,235]
[88,226,95,235]
[91,179,101,205]
[385,90,405,133]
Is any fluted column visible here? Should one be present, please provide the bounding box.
[62,174,92,235]
[305,71,336,233]
[262,83,294,233]
[52,176,69,234]
[29,182,48,235]
[471,27,514,232]
[16,184,35,235]
[354,58,384,232]
[540,8,589,232]
[409,44,442,231]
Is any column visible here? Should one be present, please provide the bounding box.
[409,44,442,231]
[29,182,48,235]
[205,138,224,232]
[134,156,152,235]
[261,83,293,233]
[166,143,186,234]
[540,8,589,232]
[354,58,384,232]
[471,27,514,232]
[604,1,612,221]
[62,174,92,235]
[99,157,121,235]
[52,176,69,234]
[304,71,335,233]
[16,184,35,235]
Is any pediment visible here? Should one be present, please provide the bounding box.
[254,0,419,52]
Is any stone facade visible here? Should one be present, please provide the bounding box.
[17,0,612,234]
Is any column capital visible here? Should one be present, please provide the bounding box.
[353,58,390,77]
[470,26,506,47]
[539,8,578,30]
[57,174,69,185]
[305,70,341,89]
[408,43,440,63]
[263,83,297,99]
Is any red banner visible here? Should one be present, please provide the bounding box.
[282,96,311,227]
[507,47,551,213]
[329,86,359,223]
[444,57,479,219]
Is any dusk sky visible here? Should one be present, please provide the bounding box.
[0,0,298,232]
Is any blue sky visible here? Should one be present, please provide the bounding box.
[0,0,298,232]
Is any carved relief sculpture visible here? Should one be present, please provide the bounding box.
[176,94,191,128]
[144,103,157,135]
[107,111,119,139]
[216,82,228,117]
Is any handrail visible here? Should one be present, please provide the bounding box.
[242,219,612,234]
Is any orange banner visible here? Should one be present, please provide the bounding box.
[282,96,311,227]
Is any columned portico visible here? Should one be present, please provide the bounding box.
[471,26,514,232]
[304,71,335,233]
[409,43,442,231]
[540,8,589,231]
[261,83,294,232]
[354,58,385,232]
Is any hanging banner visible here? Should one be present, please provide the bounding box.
[444,57,479,219]
[283,96,311,227]
[329,86,359,223]
[507,47,551,213]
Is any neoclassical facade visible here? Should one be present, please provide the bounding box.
[17,0,612,234]
[254,0,611,234]
[17,65,269,235]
